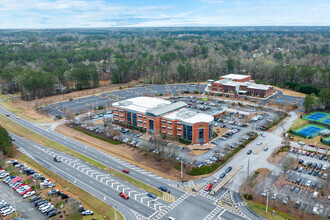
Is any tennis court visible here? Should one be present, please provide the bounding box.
[297,125,322,136]
[323,118,330,124]
[306,112,328,121]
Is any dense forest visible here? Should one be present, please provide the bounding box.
[0,27,329,100]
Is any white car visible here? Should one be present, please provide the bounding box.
[257,141,262,145]
[2,208,14,216]
[298,141,305,145]
[23,191,35,198]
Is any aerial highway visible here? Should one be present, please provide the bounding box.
[0,105,266,219]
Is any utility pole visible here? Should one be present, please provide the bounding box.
[247,158,250,178]
[114,206,117,220]
[180,160,183,179]
[266,190,269,214]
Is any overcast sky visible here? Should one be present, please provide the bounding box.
[0,0,329,28]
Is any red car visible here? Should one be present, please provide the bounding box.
[119,192,129,199]
[306,152,310,156]
[21,188,33,196]
[204,183,213,191]
[309,144,316,148]
[122,169,129,174]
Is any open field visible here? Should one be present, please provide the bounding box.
[17,153,124,220]
[0,114,162,197]
[0,100,54,123]
[273,87,306,98]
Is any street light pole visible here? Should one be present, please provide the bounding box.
[266,191,269,214]
[180,160,183,179]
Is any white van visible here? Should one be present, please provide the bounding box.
[312,191,319,199]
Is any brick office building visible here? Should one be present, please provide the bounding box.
[112,97,214,144]
[208,74,274,98]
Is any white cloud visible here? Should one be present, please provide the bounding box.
[0,0,329,28]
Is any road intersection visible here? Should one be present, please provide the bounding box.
[0,96,306,219]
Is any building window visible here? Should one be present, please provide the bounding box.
[138,115,142,118]
[119,110,123,113]
[162,120,166,123]
[162,126,166,129]
[199,128,204,141]
[114,109,118,112]
[138,120,142,123]
[120,115,124,118]
[143,116,146,119]
[144,121,146,124]
[209,124,213,139]
[178,134,182,137]
[168,122,172,125]
[168,127,172,131]
[177,122,182,126]
[114,114,118,116]
[177,128,182,131]
[183,124,192,140]
[149,120,154,131]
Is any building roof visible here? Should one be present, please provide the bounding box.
[214,79,273,91]
[220,74,250,80]
[146,101,187,117]
[163,109,214,125]
[112,97,171,114]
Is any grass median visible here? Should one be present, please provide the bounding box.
[18,154,124,220]
[0,114,162,197]
[243,199,296,220]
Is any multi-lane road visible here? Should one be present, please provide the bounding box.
[0,105,262,219]
[0,85,307,220]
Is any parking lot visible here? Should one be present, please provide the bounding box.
[0,183,47,219]
[46,84,207,117]
[255,149,329,218]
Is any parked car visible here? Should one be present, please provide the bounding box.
[122,169,129,174]
[247,150,252,155]
[82,210,94,216]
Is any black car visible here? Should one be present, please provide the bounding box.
[61,194,70,199]
[319,154,324,160]
[220,173,226,178]
[30,196,40,202]
[225,166,232,173]
[298,159,304,164]
[308,169,313,175]
[293,166,298,171]
[54,156,61,163]
[294,201,301,208]
[312,163,317,168]
[324,156,328,161]
[313,171,319,176]
[247,150,252,155]
[47,211,58,218]
[295,178,302,184]
[158,186,167,192]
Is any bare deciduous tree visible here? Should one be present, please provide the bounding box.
[281,156,295,176]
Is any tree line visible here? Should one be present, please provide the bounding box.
[0,28,329,100]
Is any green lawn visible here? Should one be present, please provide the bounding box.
[288,118,308,131]
[244,199,297,220]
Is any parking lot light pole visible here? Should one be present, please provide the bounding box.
[10,186,17,218]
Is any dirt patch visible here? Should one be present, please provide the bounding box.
[240,168,270,194]
[189,149,208,155]
[268,146,289,164]
[274,86,306,98]
[55,124,199,181]
[213,127,229,136]
[93,119,104,125]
